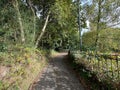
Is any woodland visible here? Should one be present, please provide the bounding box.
[0,0,120,89]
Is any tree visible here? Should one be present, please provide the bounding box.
[95,0,102,53]
[35,11,50,48]
[77,0,82,51]
[26,0,37,44]
[12,0,25,43]
[83,0,120,52]
[34,0,74,49]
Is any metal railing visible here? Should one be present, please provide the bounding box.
[84,51,120,81]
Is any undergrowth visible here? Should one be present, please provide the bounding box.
[0,45,48,90]
[68,51,120,90]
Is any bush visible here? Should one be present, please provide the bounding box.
[0,42,7,52]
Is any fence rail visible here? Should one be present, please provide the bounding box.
[84,52,120,81]
[70,50,120,82]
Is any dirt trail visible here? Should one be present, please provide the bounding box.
[31,53,84,90]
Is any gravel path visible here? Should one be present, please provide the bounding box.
[32,53,84,90]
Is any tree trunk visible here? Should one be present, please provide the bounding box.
[32,9,36,45]
[95,0,102,54]
[35,12,50,48]
[27,0,36,45]
[13,0,25,43]
[78,0,82,51]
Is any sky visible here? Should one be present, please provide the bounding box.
[81,0,92,35]
[81,0,92,6]
[81,20,90,35]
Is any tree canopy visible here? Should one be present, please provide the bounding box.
[0,0,119,52]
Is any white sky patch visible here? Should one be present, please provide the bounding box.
[81,0,92,6]
[36,10,42,19]
[107,6,120,28]
[80,0,92,35]
[21,0,28,6]
[72,0,92,5]
[81,20,90,35]
[86,20,90,29]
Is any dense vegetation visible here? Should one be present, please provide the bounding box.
[83,28,120,52]
[0,0,120,90]
[0,0,79,89]
[68,51,120,89]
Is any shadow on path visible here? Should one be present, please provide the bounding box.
[31,53,84,90]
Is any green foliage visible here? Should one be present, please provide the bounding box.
[83,28,120,52]
[0,42,7,52]
[51,0,71,26]
[36,0,80,50]
[69,51,120,89]
[0,81,3,90]
[0,0,80,50]
[0,0,120,89]
[0,46,47,90]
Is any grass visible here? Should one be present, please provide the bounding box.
[0,46,48,90]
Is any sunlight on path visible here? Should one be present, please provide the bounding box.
[31,53,84,90]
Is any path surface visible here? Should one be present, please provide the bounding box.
[32,53,84,90]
